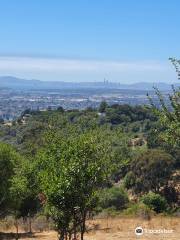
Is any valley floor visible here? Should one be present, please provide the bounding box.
[1,216,179,240]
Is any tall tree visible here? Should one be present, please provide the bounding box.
[10,157,40,233]
[148,58,180,149]
[0,142,22,217]
[36,129,112,240]
[124,149,174,194]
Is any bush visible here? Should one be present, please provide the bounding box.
[141,192,168,213]
[125,149,174,194]
[98,186,129,210]
[124,203,152,220]
[123,171,135,189]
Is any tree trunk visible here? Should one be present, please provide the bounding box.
[29,216,32,233]
[73,219,77,240]
[73,228,77,240]
[59,232,64,240]
[80,212,86,240]
[68,231,72,240]
[80,229,84,240]
[65,232,68,240]
[14,218,19,240]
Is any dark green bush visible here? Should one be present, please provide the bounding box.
[124,203,152,220]
[141,192,168,213]
[123,171,135,189]
[125,149,174,194]
[99,186,129,210]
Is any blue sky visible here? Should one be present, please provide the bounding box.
[0,0,179,83]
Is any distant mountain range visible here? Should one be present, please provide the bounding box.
[0,76,179,91]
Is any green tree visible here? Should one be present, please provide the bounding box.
[57,106,64,113]
[0,142,26,239]
[148,58,180,151]
[0,142,22,217]
[99,101,108,113]
[141,192,167,213]
[98,186,129,210]
[36,130,112,240]
[124,149,174,194]
[10,157,40,233]
[149,87,180,148]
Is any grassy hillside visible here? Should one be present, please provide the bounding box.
[0,103,179,240]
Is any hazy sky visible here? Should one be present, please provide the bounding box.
[0,1,179,83]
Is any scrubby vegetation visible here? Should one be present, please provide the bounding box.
[0,60,179,239]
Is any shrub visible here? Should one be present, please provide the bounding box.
[123,171,135,189]
[125,149,174,194]
[99,186,129,210]
[124,203,152,220]
[141,192,168,213]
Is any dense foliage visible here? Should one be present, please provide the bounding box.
[141,192,168,213]
[0,98,179,239]
[124,149,175,194]
[36,130,113,240]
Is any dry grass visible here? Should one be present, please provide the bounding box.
[0,216,179,240]
[85,216,180,240]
